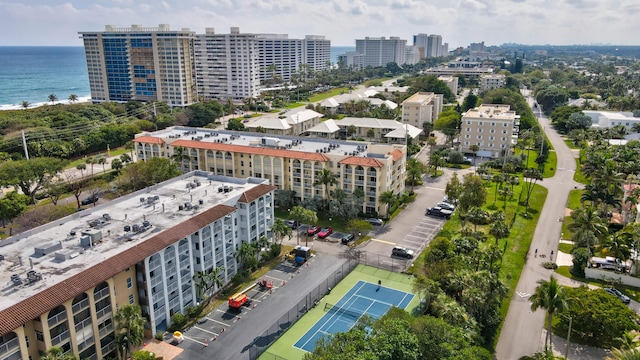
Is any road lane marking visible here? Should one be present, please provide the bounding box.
[516,291,531,298]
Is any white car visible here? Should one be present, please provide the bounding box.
[437,202,456,211]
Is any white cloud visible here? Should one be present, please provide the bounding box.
[0,0,638,46]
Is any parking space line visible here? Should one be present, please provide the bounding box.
[206,317,230,327]
[194,326,219,336]
[402,239,423,245]
[414,224,438,230]
[405,234,426,239]
[264,274,286,281]
[182,334,209,346]
[370,238,396,245]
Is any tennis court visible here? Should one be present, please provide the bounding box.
[293,280,414,352]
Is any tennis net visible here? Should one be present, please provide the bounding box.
[323,302,367,320]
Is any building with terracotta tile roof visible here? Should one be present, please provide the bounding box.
[133,126,407,215]
[0,172,274,360]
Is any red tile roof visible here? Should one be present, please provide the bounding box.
[238,184,276,203]
[0,204,237,337]
[339,156,384,167]
[134,136,165,145]
[388,149,404,161]
[170,140,330,162]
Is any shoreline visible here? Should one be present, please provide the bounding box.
[0,96,92,111]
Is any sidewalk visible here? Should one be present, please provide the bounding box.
[540,330,610,360]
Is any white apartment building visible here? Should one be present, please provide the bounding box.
[583,111,640,129]
[438,75,459,95]
[401,92,444,129]
[256,34,330,84]
[413,33,429,59]
[480,74,506,91]
[355,37,407,67]
[134,127,407,215]
[79,24,197,107]
[337,51,365,70]
[405,46,421,65]
[194,27,261,101]
[460,104,520,158]
[0,172,274,360]
[426,35,442,58]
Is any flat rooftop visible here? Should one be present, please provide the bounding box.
[0,172,267,312]
[464,105,519,121]
[138,127,373,158]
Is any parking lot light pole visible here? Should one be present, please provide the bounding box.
[564,315,572,360]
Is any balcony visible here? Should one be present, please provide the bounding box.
[367,191,376,197]
[77,335,94,351]
[75,317,92,332]
[51,330,70,346]
[72,298,90,314]
[367,181,377,186]
[354,180,364,185]
[98,323,114,338]
[95,305,112,320]
[94,288,110,302]
[0,337,19,357]
[355,170,365,175]
[48,310,68,327]
[101,340,116,356]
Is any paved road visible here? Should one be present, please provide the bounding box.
[495,96,584,359]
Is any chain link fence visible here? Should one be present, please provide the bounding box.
[247,259,358,360]
[343,248,411,272]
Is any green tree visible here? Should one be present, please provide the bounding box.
[428,153,446,176]
[535,85,569,115]
[529,276,568,350]
[366,128,376,140]
[20,100,30,109]
[523,168,543,212]
[489,220,510,245]
[289,206,318,245]
[444,173,463,206]
[132,350,162,360]
[48,93,58,104]
[114,304,145,360]
[271,218,292,245]
[568,206,608,255]
[458,174,487,212]
[0,191,29,227]
[406,158,424,192]
[170,146,191,170]
[346,125,357,138]
[227,118,245,131]
[116,157,181,191]
[41,346,77,360]
[379,191,397,217]
[462,93,479,112]
[346,219,374,237]
[111,158,123,173]
[68,94,78,103]
[408,75,456,103]
[193,266,225,305]
[314,168,338,207]
[0,157,65,204]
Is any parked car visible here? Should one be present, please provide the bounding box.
[307,226,321,236]
[436,202,455,211]
[285,220,300,229]
[604,288,631,304]
[341,233,355,244]
[366,218,384,226]
[317,227,333,239]
[426,206,453,219]
[81,195,99,206]
[391,246,414,259]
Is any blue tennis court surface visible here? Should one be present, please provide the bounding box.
[294,280,414,352]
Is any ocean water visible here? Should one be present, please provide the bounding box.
[0,46,90,109]
[0,46,356,110]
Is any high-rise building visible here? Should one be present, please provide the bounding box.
[79,24,197,107]
[355,37,407,67]
[302,35,331,72]
[337,51,365,70]
[256,34,330,85]
[405,46,420,65]
[426,34,443,58]
[194,27,261,101]
[0,171,274,360]
[413,33,429,59]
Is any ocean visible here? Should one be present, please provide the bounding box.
[0,46,356,110]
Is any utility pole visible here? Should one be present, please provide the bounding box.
[564,316,572,360]
[21,130,29,160]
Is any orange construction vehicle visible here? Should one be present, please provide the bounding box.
[228,292,250,309]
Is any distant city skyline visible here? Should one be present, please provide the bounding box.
[1,0,639,47]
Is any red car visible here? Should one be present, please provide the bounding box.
[317,227,333,239]
[307,226,320,236]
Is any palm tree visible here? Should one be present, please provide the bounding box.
[379,191,396,217]
[271,218,292,245]
[48,93,58,104]
[607,348,640,360]
[20,100,30,109]
[85,157,96,176]
[529,276,569,351]
[235,242,256,273]
[490,220,510,245]
[406,158,424,192]
[289,206,318,245]
[193,266,224,305]
[427,137,437,155]
[254,236,271,261]
[170,146,191,171]
[68,94,78,103]
[41,346,77,360]
[602,232,632,267]
[568,206,608,255]
[114,304,145,360]
[428,153,445,176]
[97,157,107,173]
[469,144,479,165]
[314,168,338,207]
[366,128,376,141]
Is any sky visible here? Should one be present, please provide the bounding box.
[0,0,639,47]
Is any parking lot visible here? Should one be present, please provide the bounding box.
[173,254,349,360]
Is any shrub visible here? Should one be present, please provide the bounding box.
[571,247,589,278]
[542,262,558,269]
[154,332,164,341]
[169,313,187,331]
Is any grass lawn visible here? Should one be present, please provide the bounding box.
[555,266,640,303]
[65,147,129,169]
[563,139,580,149]
[308,87,350,102]
[515,147,556,178]
[573,157,589,184]
[567,189,584,209]
[410,181,548,346]
[285,102,306,109]
[558,242,573,254]
[362,77,391,87]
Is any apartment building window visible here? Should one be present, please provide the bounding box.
[35,331,44,342]
[491,122,495,126]
[490,129,495,133]
[466,121,471,125]
[478,129,483,133]
[502,130,507,134]
[465,134,470,139]
[479,121,483,126]
[489,144,494,147]
[129,294,135,304]
[127,278,132,288]
[503,123,508,127]
[466,128,470,132]
[464,141,469,146]
[490,136,495,141]
[25,336,29,347]
[477,135,482,139]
